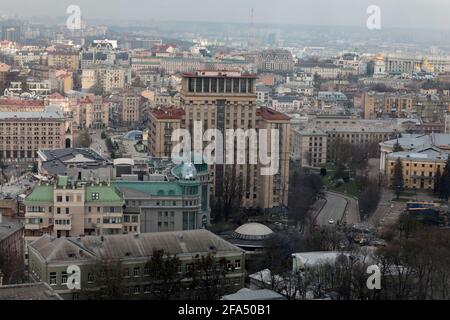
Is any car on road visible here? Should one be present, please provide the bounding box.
[328,219,335,224]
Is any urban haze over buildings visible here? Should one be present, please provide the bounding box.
[1,0,450,305]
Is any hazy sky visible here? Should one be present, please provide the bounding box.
[2,0,450,29]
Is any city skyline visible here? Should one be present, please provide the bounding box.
[2,0,450,30]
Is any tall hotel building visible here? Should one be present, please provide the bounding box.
[179,70,290,211]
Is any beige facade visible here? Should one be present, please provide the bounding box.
[179,70,290,211]
[256,108,291,209]
[148,107,184,157]
[77,95,109,129]
[82,67,130,94]
[385,153,446,190]
[24,179,126,240]
[291,129,327,167]
[117,91,141,126]
[47,52,79,71]
[0,104,69,162]
[363,92,414,119]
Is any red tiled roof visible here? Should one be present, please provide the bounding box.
[257,107,291,121]
[47,92,65,99]
[0,99,45,107]
[80,96,93,104]
[150,106,185,120]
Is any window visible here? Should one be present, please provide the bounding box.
[61,272,68,285]
[92,192,99,200]
[133,286,140,295]
[234,260,241,270]
[88,273,94,283]
[133,267,140,277]
[144,266,150,276]
[56,196,63,202]
[123,268,130,277]
[49,272,57,285]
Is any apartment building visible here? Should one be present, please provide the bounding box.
[296,116,402,163]
[148,106,184,157]
[179,70,290,211]
[0,105,69,162]
[291,128,327,167]
[75,95,109,129]
[256,107,291,209]
[256,49,294,74]
[363,91,415,119]
[109,90,142,127]
[271,95,302,113]
[24,177,125,240]
[28,230,245,300]
[296,62,340,79]
[81,66,131,94]
[0,218,25,284]
[47,51,80,70]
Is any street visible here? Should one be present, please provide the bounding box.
[89,130,109,159]
[315,192,347,226]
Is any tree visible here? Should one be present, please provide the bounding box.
[187,254,230,300]
[358,178,381,219]
[439,158,450,201]
[393,140,404,152]
[433,168,441,194]
[0,246,25,285]
[145,249,184,300]
[31,162,38,173]
[288,169,324,231]
[77,129,92,148]
[214,170,243,222]
[392,158,403,200]
[80,258,126,300]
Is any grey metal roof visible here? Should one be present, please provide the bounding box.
[0,221,23,242]
[40,148,108,176]
[0,105,64,120]
[0,282,63,300]
[29,230,244,264]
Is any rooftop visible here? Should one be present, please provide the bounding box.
[0,221,23,242]
[0,98,45,107]
[257,107,290,121]
[182,70,257,79]
[150,106,185,120]
[113,180,186,197]
[0,105,64,120]
[29,230,244,264]
[0,282,63,300]
[232,223,273,241]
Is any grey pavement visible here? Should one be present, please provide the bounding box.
[315,192,347,226]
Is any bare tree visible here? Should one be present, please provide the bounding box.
[187,253,231,300]
[145,249,184,300]
[80,257,125,300]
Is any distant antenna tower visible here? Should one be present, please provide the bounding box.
[248,6,256,49]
